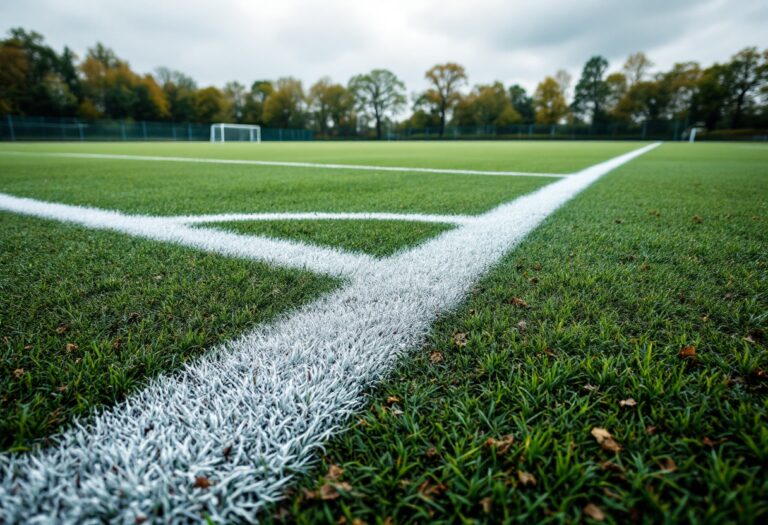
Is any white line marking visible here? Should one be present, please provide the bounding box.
[0,143,660,524]
[167,211,474,225]
[0,194,373,278]
[0,150,566,178]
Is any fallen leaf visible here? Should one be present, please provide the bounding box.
[193,476,212,489]
[591,427,622,454]
[325,464,344,481]
[517,320,528,331]
[692,214,704,224]
[23,344,32,351]
[417,480,446,499]
[385,395,401,405]
[485,434,515,455]
[13,368,25,379]
[56,323,68,334]
[679,345,698,362]
[319,482,352,500]
[56,384,68,393]
[659,457,677,473]
[507,297,529,308]
[517,470,537,487]
[429,351,444,364]
[599,460,624,474]
[134,515,148,524]
[65,343,78,352]
[453,332,468,347]
[468,308,476,316]
[480,496,493,513]
[112,338,122,350]
[645,425,659,436]
[127,312,142,323]
[425,446,438,459]
[529,276,539,285]
[583,503,606,521]
[619,398,637,408]
[583,383,599,392]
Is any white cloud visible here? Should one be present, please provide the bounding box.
[2,0,766,102]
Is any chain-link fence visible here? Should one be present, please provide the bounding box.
[0,116,314,142]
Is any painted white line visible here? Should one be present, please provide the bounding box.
[0,143,660,524]
[0,150,566,178]
[167,211,474,225]
[0,194,373,278]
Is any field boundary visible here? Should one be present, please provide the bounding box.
[0,143,661,523]
[0,150,567,178]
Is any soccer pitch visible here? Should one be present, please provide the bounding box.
[0,141,766,523]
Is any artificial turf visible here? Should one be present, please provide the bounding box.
[273,143,768,524]
[204,219,454,257]
[0,155,549,216]
[0,212,338,451]
[0,141,643,173]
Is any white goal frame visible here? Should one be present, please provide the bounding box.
[210,123,261,143]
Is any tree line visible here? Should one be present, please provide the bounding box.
[1,28,766,138]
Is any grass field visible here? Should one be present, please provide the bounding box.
[0,141,766,524]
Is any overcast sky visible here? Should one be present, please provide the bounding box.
[2,0,766,100]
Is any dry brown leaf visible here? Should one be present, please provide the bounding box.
[429,351,444,364]
[516,320,528,331]
[599,460,624,474]
[485,434,515,455]
[319,482,352,500]
[386,395,401,405]
[679,345,698,363]
[326,464,344,481]
[517,470,537,487]
[134,515,148,524]
[646,425,659,436]
[13,368,25,379]
[619,398,637,408]
[193,476,212,489]
[56,384,68,393]
[127,312,142,323]
[583,503,606,521]
[417,480,446,499]
[453,332,468,347]
[65,343,78,352]
[56,323,69,334]
[508,297,529,308]
[480,496,493,514]
[659,457,677,473]
[425,446,438,459]
[583,383,598,392]
[23,344,32,351]
[591,427,622,454]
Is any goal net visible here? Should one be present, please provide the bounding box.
[210,123,261,143]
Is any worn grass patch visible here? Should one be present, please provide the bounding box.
[0,213,338,451]
[205,219,454,257]
[275,143,768,524]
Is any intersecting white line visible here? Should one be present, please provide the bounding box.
[166,211,474,225]
[0,143,661,524]
[0,150,566,178]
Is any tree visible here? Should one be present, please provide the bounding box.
[508,84,535,123]
[724,47,768,128]
[156,68,198,122]
[533,76,569,124]
[308,77,354,136]
[0,42,29,114]
[605,72,628,118]
[572,56,610,124]
[554,69,572,102]
[262,77,306,129]
[623,52,654,86]
[454,82,520,127]
[195,86,227,123]
[423,63,467,136]
[349,69,406,139]
[660,62,701,120]
[242,80,272,124]
[223,81,247,122]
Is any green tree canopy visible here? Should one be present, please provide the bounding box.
[349,69,406,139]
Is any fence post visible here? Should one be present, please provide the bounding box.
[641,120,647,140]
[142,121,148,140]
[121,122,126,141]
[188,123,192,141]
[7,115,15,141]
[78,123,84,141]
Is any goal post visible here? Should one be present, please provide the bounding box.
[210,123,261,143]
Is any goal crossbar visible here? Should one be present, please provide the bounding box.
[210,123,261,143]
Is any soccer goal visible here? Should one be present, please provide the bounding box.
[210,123,261,143]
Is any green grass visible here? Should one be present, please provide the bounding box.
[0,156,549,216]
[273,143,768,524]
[205,219,454,257]
[0,212,338,451]
[0,141,644,173]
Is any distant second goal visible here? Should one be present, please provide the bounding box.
[210,123,261,143]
